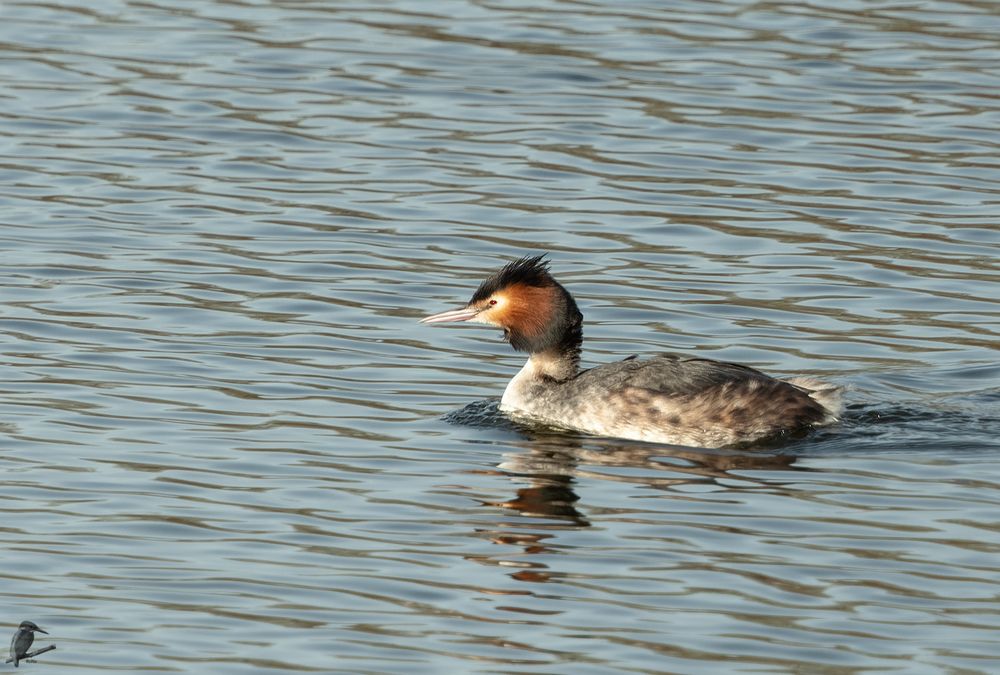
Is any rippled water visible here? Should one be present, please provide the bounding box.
[1,0,998,672]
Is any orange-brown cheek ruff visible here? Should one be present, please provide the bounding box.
[478,284,555,349]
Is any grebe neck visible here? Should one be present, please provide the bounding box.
[510,284,583,381]
[526,346,580,382]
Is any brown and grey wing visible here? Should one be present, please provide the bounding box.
[589,353,774,394]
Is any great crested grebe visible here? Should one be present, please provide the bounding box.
[420,255,843,448]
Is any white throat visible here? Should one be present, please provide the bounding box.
[500,351,576,411]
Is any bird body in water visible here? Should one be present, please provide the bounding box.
[9,621,47,668]
[421,255,843,448]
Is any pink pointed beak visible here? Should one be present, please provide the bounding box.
[420,305,482,324]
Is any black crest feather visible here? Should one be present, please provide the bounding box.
[470,254,553,303]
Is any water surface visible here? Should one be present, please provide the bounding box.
[1,0,998,672]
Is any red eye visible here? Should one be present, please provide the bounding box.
[489,299,497,306]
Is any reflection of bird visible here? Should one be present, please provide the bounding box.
[421,255,843,447]
[9,621,47,668]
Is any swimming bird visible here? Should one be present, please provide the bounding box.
[420,254,842,447]
[9,621,47,668]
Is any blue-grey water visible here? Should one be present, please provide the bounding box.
[1,0,998,672]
